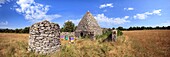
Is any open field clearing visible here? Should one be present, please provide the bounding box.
[123,30,170,57]
[0,30,169,57]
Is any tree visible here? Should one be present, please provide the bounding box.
[162,26,165,29]
[141,26,145,30]
[117,29,123,36]
[117,26,124,30]
[4,28,9,33]
[146,27,152,30]
[129,27,133,30]
[62,21,75,32]
[156,26,160,29]
[168,26,170,29]
[75,26,77,31]
[18,29,23,33]
[112,27,115,30]
[15,29,20,33]
[22,27,29,33]
[60,27,64,32]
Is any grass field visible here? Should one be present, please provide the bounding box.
[123,30,170,57]
[0,30,169,57]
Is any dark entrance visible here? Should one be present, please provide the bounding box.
[80,32,83,37]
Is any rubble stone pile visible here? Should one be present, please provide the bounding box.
[28,20,61,54]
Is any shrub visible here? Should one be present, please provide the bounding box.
[117,29,123,36]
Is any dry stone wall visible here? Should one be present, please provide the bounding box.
[28,20,60,54]
[60,32,75,36]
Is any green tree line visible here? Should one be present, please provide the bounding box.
[1,21,170,33]
[0,27,29,33]
[115,26,170,30]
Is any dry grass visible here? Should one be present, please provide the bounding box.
[0,33,46,57]
[0,30,169,57]
[123,30,170,57]
[0,33,28,41]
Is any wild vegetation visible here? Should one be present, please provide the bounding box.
[60,21,76,32]
[0,27,29,33]
[0,30,169,57]
[116,26,170,30]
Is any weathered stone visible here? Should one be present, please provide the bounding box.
[28,20,60,54]
[112,30,117,41]
[75,11,103,39]
[36,37,43,39]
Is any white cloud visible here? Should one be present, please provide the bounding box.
[68,14,130,27]
[124,7,134,11]
[136,21,170,27]
[94,14,130,24]
[134,9,161,19]
[124,16,129,19]
[112,16,130,24]
[158,21,170,26]
[99,3,113,9]
[66,19,81,26]
[0,21,8,25]
[0,0,11,7]
[94,14,113,24]
[153,9,162,16]
[15,0,61,22]
[133,14,147,19]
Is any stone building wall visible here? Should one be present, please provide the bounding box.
[60,32,75,36]
[28,20,60,54]
[75,11,103,38]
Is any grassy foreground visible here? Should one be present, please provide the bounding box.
[0,30,169,57]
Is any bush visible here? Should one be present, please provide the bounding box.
[61,21,75,32]
[96,29,123,40]
[96,31,112,40]
[117,29,123,36]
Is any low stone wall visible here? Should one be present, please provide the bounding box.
[60,32,75,36]
[28,20,60,54]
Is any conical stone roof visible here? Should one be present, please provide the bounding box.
[76,11,101,31]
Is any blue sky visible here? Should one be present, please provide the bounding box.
[0,0,170,29]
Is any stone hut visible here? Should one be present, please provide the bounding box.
[75,11,103,38]
[28,20,61,54]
